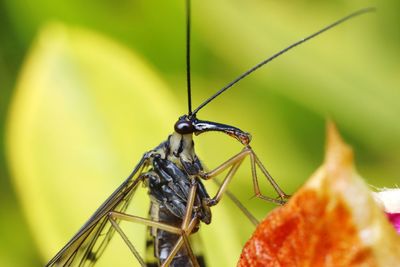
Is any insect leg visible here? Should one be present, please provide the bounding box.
[199,148,261,224]
[201,147,289,207]
[200,147,251,180]
[200,147,252,208]
[109,212,182,234]
[206,156,245,206]
[162,183,200,267]
[180,183,200,267]
[109,182,201,267]
[251,151,290,203]
[108,211,182,266]
[181,182,198,229]
[109,218,146,266]
[161,218,200,267]
[212,179,259,226]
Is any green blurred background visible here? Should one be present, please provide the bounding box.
[1,0,399,266]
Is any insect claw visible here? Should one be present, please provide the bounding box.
[277,193,291,203]
[273,194,290,205]
[254,193,288,205]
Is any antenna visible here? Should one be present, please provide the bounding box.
[186,0,192,115]
[191,7,375,116]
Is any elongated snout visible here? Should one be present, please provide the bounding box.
[174,115,251,145]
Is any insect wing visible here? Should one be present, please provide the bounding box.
[46,156,149,267]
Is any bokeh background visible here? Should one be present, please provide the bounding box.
[1,0,399,266]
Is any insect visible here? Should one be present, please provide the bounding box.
[46,1,375,266]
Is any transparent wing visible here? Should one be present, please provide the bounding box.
[46,155,149,267]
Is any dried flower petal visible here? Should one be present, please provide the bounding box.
[238,122,400,267]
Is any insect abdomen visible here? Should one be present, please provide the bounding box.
[149,203,196,267]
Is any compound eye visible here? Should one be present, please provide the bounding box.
[174,120,194,134]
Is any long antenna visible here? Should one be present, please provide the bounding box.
[186,0,192,115]
[191,7,375,116]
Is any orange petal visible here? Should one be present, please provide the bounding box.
[238,122,400,267]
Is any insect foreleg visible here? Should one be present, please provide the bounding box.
[206,155,245,206]
[251,152,290,203]
[201,147,289,208]
[200,147,251,180]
